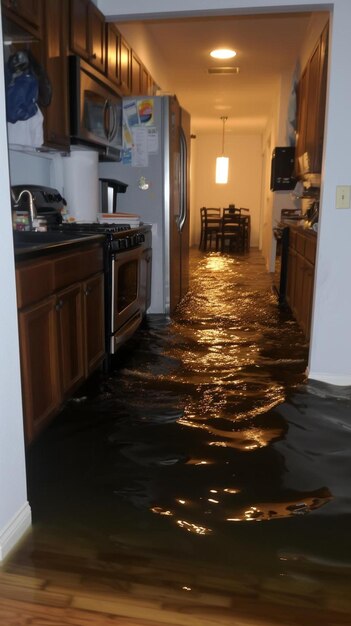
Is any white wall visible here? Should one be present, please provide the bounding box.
[191,132,262,247]
[308,2,351,385]
[0,16,31,562]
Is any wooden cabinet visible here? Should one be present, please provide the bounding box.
[18,296,61,443]
[69,0,89,58]
[42,0,70,151]
[286,227,317,340]
[70,0,105,72]
[106,22,121,86]
[57,282,85,396]
[120,36,131,95]
[2,0,42,37]
[16,243,105,444]
[88,1,106,73]
[295,23,329,176]
[131,51,142,95]
[83,272,105,375]
[141,66,149,95]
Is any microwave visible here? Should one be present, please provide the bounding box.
[69,56,123,161]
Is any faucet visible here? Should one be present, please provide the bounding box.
[13,189,38,230]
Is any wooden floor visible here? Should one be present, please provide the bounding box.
[1,522,351,626]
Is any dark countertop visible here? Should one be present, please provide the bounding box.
[14,232,105,262]
[289,223,318,237]
[278,221,318,237]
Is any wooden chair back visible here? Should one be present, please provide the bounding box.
[199,207,221,250]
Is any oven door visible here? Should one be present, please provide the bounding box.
[111,246,143,353]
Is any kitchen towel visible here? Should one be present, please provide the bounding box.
[63,149,99,221]
[7,106,43,148]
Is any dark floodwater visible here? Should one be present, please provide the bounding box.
[27,248,351,616]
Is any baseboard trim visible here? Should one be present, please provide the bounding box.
[307,370,351,387]
[0,501,32,562]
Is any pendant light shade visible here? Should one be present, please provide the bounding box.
[215,116,229,184]
[215,156,229,184]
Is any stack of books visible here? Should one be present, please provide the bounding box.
[97,212,141,227]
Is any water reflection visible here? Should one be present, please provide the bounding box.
[26,248,351,618]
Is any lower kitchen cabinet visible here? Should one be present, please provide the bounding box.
[16,242,105,444]
[18,296,61,443]
[83,272,105,375]
[57,282,85,397]
[286,226,317,340]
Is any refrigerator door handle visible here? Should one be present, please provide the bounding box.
[178,127,187,232]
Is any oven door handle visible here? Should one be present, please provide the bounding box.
[108,101,117,141]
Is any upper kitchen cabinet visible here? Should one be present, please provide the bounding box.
[42,0,70,151]
[119,36,131,95]
[107,26,155,96]
[141,65,149,95]
[2,0,42,38]
[295,23,329,177]
[106,22,121,86]
[70,0,106,73]
[131,50,142,95]
[88,1,106,73]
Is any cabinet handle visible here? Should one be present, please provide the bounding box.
[84,287,92,296]
[90,53,97,60]
[55,300,63,311]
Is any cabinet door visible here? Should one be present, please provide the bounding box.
[295,68,308,177]
[43,0,70,151]
[18,296,61,444]
[120,36,131,95]
[83,273,105,375]
[314,25,329,174]
[88,2,106,72]
[70,0,89,60]
[57,283,85,397]
[286,247,297,309]
[304,42,320,173]
[107,23,121,86]
[131,51,142,95]
[3,0,42,36]
[300,259,315,340]
[293,253,305,321]
[141,66,149,95]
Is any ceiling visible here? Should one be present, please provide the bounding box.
[133,12,316,135]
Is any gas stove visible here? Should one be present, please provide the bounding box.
[56,221,146,252]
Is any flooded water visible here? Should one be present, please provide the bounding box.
[25,248,351,622]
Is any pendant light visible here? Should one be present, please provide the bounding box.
[215,116,229,184]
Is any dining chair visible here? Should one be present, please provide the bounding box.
[216,207,243,252]
[239,208,251,251]
[199,207,221,251]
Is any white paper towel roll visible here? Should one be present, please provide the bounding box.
[63,149,99,221]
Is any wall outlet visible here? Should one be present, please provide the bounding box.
[336,185,351,209]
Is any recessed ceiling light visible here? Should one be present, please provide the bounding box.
[210,48,236,60]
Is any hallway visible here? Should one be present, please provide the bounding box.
[2,248,351,625]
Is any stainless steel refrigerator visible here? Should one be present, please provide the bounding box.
[99,95,191,315]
